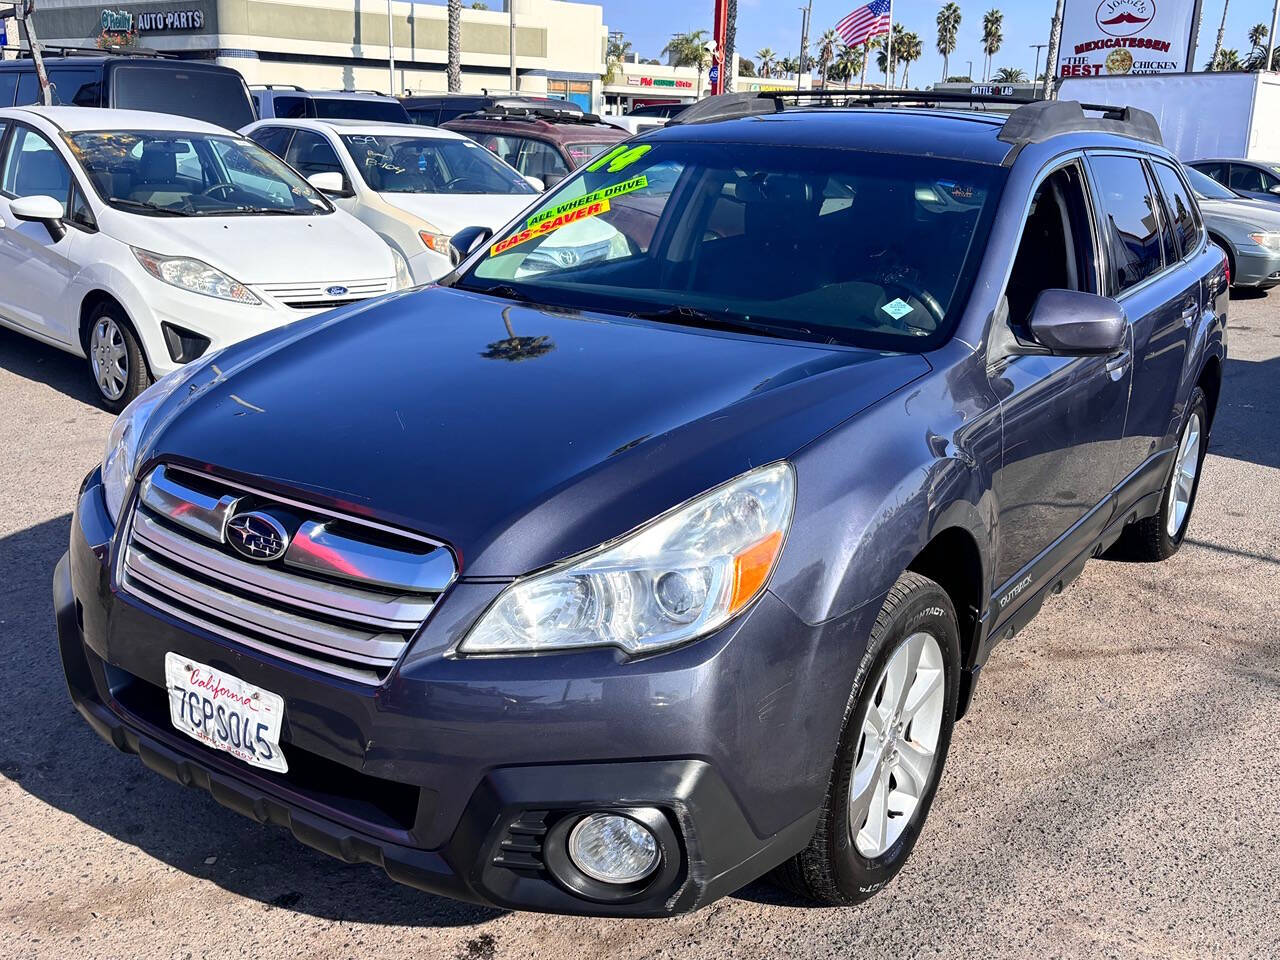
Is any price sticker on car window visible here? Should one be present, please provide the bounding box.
[881,298,914,321]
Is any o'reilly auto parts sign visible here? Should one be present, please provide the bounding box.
[1058,0,1199,77]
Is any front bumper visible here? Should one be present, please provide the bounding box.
[55,469,867,916]
[1230,245,1280,288]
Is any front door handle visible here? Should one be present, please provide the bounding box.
[1105,349,1131,380]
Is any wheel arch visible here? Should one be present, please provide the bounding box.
[1207,233,1235,283]
[907,525,986,675]
[1197,353,1223,429]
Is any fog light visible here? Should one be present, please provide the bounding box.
[567,813,659,884]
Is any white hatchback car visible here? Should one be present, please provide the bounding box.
[241,117,543,283]
[0,106,409,410]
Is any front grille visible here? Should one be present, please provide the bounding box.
[256,279,391,310]
[119,464,456,684]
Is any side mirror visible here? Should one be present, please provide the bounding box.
[307,171,353,197]
[449,225,494,266]
[1026,289,1127,355]
[10,194,66,241]
[524,175,546,192]
[1269,184,1280,196]
[542,172,566,189]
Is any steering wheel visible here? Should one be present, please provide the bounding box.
[442,177,484,193]
[200,182,236,200]
[881,282,946,330]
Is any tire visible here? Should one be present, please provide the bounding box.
[772,572,961,906]
[1106,386,1209,563]
[85,301,150,413]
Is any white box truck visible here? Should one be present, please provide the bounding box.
[1059,72,1280,161]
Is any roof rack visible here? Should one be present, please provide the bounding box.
[16,43,172,59]
[465,104,608,125]
[250,83,305,91]
[668,88,1162,147]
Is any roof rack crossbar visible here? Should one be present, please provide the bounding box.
[668,88,1163,147]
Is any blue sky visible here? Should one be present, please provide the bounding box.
[601,1,1278,80]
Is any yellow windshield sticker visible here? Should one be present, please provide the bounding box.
[585,144,652,174]
[526,175,647,229]
[491,198,612,257]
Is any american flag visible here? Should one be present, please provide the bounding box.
[836,0,892,48]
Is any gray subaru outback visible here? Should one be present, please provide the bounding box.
[56,90,1227,916]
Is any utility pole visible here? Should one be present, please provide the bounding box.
[1,1,48,103]
[797,1,812,91]
[509,1,517,92]
[1030,43,1046,88]
[1044,0,1065,98]
[386,0,395,95]
[1268,0,1279,72]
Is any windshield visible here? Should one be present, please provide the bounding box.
[340,134,536,195]
[1184,165,1238,201]
[458,141,1005,350]
[565,141,623,167]
[68,131,331,217]
[313,98,411,123]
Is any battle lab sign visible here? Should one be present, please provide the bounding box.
[1058,0,1199,77]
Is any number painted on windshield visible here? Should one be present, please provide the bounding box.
[585,144,652,174]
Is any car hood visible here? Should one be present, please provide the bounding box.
[1197,197,1280,232]
[380,193,535,236]
[145,286,930,577]
[118,210,393,284]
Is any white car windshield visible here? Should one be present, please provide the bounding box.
[68,130,331,217]
[340,134,537,195]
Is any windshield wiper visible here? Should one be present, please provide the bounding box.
[468,283,534,303]
[109,198,188,217]
[625,304,811,340]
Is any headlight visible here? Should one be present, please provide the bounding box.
[1249,231,1280,252]
[460,462,795,656]
[132,247,260,304]
[392,249,414,289]
[101,360,213,523]
[419,229,452,255]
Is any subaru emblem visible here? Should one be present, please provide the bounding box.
[225,510,290,562]
[325,285,349,297]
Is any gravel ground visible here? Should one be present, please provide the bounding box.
[1,293,1277,960]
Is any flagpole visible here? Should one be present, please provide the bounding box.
[885,0,893,88]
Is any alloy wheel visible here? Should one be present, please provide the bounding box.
[849,630,946,859]
[1166,411,1202,539]
[90,316,128,402]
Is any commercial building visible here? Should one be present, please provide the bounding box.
[7,0,607,109]
[601,56,814,114]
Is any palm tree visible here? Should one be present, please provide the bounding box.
[724,0,738,92]
[1245,23,1270,70]
[817,28,839,87]
[779,55,800,76]
[664,29,712,94]
[1209,0,1231,71]
[982,9,1004,83]
[447,0,462,92]
[899,31,922,88]
[1209,48,1242,71]
[861,35,881,87]
[756,47,775,79]
[993,66,1027,83]
[829,44,865,87]
[936,2,962,83]
[878,24,908,86]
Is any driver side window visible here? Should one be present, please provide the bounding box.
[1004,163,1098,330]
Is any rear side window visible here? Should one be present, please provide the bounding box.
[0,72,18,107]
[15,72,39,105]
[249,126,294,159]
[48,67,101,107]
[1091,154,1164,294]
[1193,162,1226,183]
[1151,162,1199,261]
[285,129,344,178]
[112,66,255,129]
[408,107,441,126]
[272,96,308,118]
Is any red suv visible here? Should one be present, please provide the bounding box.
[442,106,627,188]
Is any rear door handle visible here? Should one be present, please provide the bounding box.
[1180,302,1199,326]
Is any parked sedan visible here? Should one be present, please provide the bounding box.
[243,118,541,283]
[0,106,408,409]
[1188,158,1280,206]
[1184,165,1280,289]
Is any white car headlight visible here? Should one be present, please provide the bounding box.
[132,247,260,304]
[460,462,795,656]
[392,249,414,290]
[1249,231,1280,252]
[101,359,215,523]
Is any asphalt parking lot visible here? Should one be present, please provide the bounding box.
[1,292,1277,960]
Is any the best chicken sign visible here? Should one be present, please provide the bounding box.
[1058,0,1200,78]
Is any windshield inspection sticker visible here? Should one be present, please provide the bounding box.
[491,198,612,257]
[882,298,914,321]
[526,175,647,229]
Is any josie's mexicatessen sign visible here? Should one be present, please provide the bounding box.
[1057,0,1199,77]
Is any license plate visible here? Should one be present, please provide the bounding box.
[164,653,288,774]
